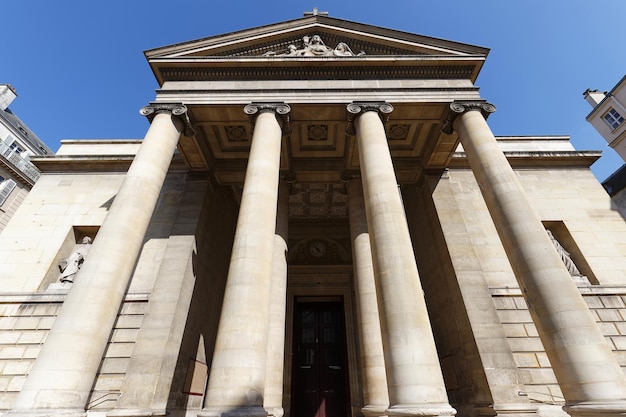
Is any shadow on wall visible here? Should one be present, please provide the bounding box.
[166,184,238,415]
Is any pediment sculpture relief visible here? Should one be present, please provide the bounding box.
[263,35,365,57]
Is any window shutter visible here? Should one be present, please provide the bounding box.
[0,179,16,206]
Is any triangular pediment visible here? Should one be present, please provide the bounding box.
[143,15,490,188]
[147,15,488,59]
[146,16,489,84]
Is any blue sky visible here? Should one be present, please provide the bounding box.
[4,1,626,180]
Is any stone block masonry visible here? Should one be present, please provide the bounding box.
[492,287,626,406]
[0,293,148,411]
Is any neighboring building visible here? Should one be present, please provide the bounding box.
[2,14,626,417]
[602,164,626,217]
[584,76,626,216]
[0,84,53,232]
[584,76,626,161]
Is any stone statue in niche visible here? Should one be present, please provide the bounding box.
[263,35,365,57]
[58,236,92,283]
[546,229,586,281]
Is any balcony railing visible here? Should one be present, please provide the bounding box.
[0,141,41,182]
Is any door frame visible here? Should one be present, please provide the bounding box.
[284,272,360,417]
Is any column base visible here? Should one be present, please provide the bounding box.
[107,409,167,417]
[263,407,283,417]
[564,401,626,417]
[471,403,539,417]
[386,403,456,417]
[3,409,86,417]
[362,404,389,417]
[198,406,268,417]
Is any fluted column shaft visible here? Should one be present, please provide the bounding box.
[11,105,186,413]
[264,180,290,417]
[451,103,626,417]
[203,104,289,417]
[346,178,389,417]
[349,103,455,417]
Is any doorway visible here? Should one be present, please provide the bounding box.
[291,299,349,417]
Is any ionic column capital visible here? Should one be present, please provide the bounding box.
[140,103,196,137]
[244,102,292,135]
[441,100,496,134]
[345,101,394,135]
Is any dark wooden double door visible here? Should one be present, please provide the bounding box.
[291,301,349,417]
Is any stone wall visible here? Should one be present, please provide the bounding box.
[492,288,626,406]
[164,183,238,414]
[0,294,148,410]
[412,163,626,411]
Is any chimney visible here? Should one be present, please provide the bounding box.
[0,84,17,111]
[583,88,607,108]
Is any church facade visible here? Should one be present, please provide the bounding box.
[1,14,626,417]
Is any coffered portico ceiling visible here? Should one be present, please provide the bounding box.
[145,15,489,189]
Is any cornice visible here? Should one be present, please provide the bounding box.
[449,151,601,168]
[144,16,489,59]
[31,154,189,173]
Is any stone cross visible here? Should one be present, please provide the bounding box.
[304,7,328,16]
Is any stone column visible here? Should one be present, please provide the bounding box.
[202,103,290,417]
[446,101,626,417]
[10,104,190,415]
[263,179,290,417]
[346,177,390,417]
[346,102,455,417]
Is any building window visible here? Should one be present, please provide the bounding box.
[0,179,16,206]
[603,108,625,130]
[542,220,597,285]
[9,142,23,154]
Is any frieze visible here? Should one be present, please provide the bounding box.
[158,65,476,82]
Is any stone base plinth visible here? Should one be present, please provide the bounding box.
[106,409,163,417]
[564,401,626,417]
[362,405,388,417]
[3,409,86,417]
[198,406,268,417]
[386,403,456,416]
[472,403,539,417]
